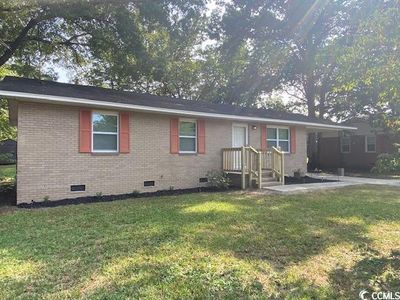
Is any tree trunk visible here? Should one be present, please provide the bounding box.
[0,18,38,67]
[304,74,319,170]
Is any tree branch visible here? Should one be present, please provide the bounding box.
[0,18,39,66]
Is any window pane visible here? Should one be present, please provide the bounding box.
[180,137,196,152]
[180,121,196,136]
[367,136,376,144]
[267,140,277,149]
[278,141,289,152]
[93,113,118,133]
[367,144,375,152]
[342,144,350,153]
[341,137,350,145]
[278,128,289,140]
[93,134,118,151]
[267,128,277,139]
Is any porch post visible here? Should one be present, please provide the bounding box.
[241,146,246,189]
[258,151,262,189]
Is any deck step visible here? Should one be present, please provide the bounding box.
[262,172,272,177]
[261,177,276,183]
[261,181,282,188]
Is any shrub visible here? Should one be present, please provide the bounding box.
[371,152,400,174]
[206,170,231,190]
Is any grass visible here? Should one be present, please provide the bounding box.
[1,186,400,299]
[0,164,16,184]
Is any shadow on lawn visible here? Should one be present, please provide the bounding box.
[329,250,400,299]
[1,186,400,298]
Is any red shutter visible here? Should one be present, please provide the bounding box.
[261,125,267,151]
[79,110,92,153]
[170,118,179,154]
[119,112,130,153]
[290,127,296,154]
[197,119,205,154]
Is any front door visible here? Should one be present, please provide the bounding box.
[232,124,248,170]
[232,124,248,147]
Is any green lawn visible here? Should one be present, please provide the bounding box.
[1,186,399,299]
[0,164,16,183]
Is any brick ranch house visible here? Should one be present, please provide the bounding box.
[317,118,400,170]
[0,76,354,204]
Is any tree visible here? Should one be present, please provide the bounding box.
[0,0,206,81]
[0,67,17,141]
[332,1,400,132]
[209,0,382,117]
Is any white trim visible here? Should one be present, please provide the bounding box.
[232,123,249,147]
[266,126,290,153]
[365,135,377,153]
[92,111,119,153]
[179,118,197,154]
[1,90,358,130]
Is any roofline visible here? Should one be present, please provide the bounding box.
[0,90,357,130]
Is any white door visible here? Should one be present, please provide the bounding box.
[232,124,248,170]
[232,124,248,147]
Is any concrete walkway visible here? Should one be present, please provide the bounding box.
[264,181,360,194]
[264,173,400,194]
[307,173,400,187]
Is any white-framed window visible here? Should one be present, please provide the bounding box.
[340,134,351,153]
[267,127,290,152]
[365,136,376,153]
[179,119,197,153]
[92,111,119,153]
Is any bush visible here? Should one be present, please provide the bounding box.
[206,170,231,190]
[371,152,400,174]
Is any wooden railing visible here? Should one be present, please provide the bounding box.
[271,146,285,184]
[222,147,243,172]
[222,146,285,189]
[260,150,272,169]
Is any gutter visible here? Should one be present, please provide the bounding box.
[0,90,357,130]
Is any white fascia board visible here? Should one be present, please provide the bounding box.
[0,90,357,130]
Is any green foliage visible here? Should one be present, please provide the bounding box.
[0,0,207,90]
[334,3,400,131]
[372,152,400,174]
[0,99,17,141]
[0,164,16,182]
[0,67,17,141]
[206,170,231,189]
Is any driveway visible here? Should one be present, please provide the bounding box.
[308,173,400,187]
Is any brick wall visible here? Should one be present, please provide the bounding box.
[317,134,398,170]
[16,102,307,203]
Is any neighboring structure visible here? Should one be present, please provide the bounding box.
[317,118,399,170]
[0,139,16,164]
[0,76,354,204]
